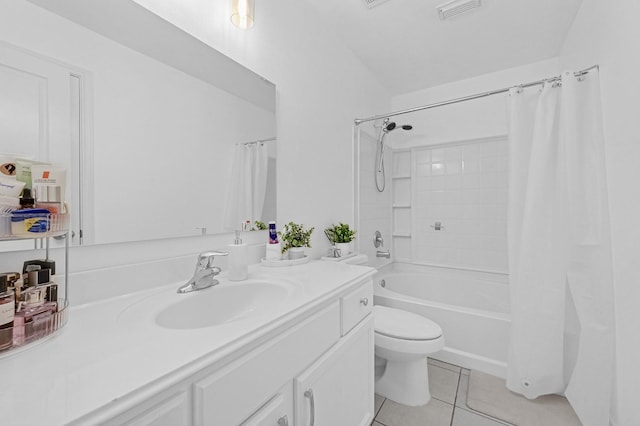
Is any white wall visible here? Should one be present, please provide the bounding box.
[559,1,640,424]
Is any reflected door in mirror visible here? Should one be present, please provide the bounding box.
[0,43,80,250]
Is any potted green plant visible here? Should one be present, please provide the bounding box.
[324,222,356,256]
[278,221,314,259]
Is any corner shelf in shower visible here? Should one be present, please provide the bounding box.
[391,151,413,261]
[0,212,70,358]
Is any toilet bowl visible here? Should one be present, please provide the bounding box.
[320,253,444,406]
[374,305,444,406]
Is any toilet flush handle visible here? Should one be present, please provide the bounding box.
[360,297,369,306]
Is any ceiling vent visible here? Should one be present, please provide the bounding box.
[363,0,392,9]
[437,0,482,20]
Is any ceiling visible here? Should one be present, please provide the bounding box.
[302,0,583,95]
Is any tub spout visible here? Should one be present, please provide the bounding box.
[376,250,391,259]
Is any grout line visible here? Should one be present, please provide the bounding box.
[373,364,516,426]
[432,395,455,406]
[373,397,386,422]
[456,407,514,426]
[458,374,515,426]
[450,371,463,426]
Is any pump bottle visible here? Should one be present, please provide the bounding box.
[228,231,248,281]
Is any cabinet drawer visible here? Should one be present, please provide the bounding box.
[341,279,373,335]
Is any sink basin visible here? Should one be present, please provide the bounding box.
[155,281,291,330]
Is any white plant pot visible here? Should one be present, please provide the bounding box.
[288,247,305,260]
[335,242,352,256]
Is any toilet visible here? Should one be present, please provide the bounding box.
[322,252,445,406]
[373,305,444,406]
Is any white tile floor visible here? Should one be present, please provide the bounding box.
[372,359,513,426]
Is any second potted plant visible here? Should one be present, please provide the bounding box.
[324,222,356,256]
[279,221,314,259]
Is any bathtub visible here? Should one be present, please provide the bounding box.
[374,262,511,378]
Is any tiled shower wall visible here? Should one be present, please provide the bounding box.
[397,137,509,273]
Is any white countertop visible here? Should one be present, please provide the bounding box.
[0,260,374,426]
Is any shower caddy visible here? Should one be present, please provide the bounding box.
[0,212,70,356]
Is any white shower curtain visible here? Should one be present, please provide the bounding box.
[224,142,269,230]
[506,70,615,426]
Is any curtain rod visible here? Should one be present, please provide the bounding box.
[354,65,599,126]
[236,136,276,145]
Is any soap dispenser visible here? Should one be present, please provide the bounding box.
[228,231,248,281]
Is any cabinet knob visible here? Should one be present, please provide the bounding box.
[277,414,289,426]
[360,297,369,306]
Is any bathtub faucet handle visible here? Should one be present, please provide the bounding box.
[374,230,384,248]
[360,297,369,306]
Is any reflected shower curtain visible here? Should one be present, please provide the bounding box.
[224,142,269,230]
[506,70,615,426]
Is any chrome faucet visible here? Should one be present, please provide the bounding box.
[376,250,391,259]
[177,251,228,294]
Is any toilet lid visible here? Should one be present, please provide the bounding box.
[374,305,442,340]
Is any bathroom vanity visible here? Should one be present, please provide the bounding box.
[1,261,375,426]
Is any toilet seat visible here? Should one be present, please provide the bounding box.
[374,305,442,341]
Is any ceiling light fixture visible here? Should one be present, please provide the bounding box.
[231,0,255,29]
[437,0,482,20]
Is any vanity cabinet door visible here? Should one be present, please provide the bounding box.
[294,316,374,426]
[194,302,340,426]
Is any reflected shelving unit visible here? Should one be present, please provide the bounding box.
[0,212,70,357]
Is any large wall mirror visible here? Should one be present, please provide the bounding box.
[0,0,276,248]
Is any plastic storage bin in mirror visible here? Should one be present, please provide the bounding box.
[1,211,69,238]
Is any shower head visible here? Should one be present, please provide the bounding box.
[383,121,413,133]
[376,119,414,177]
